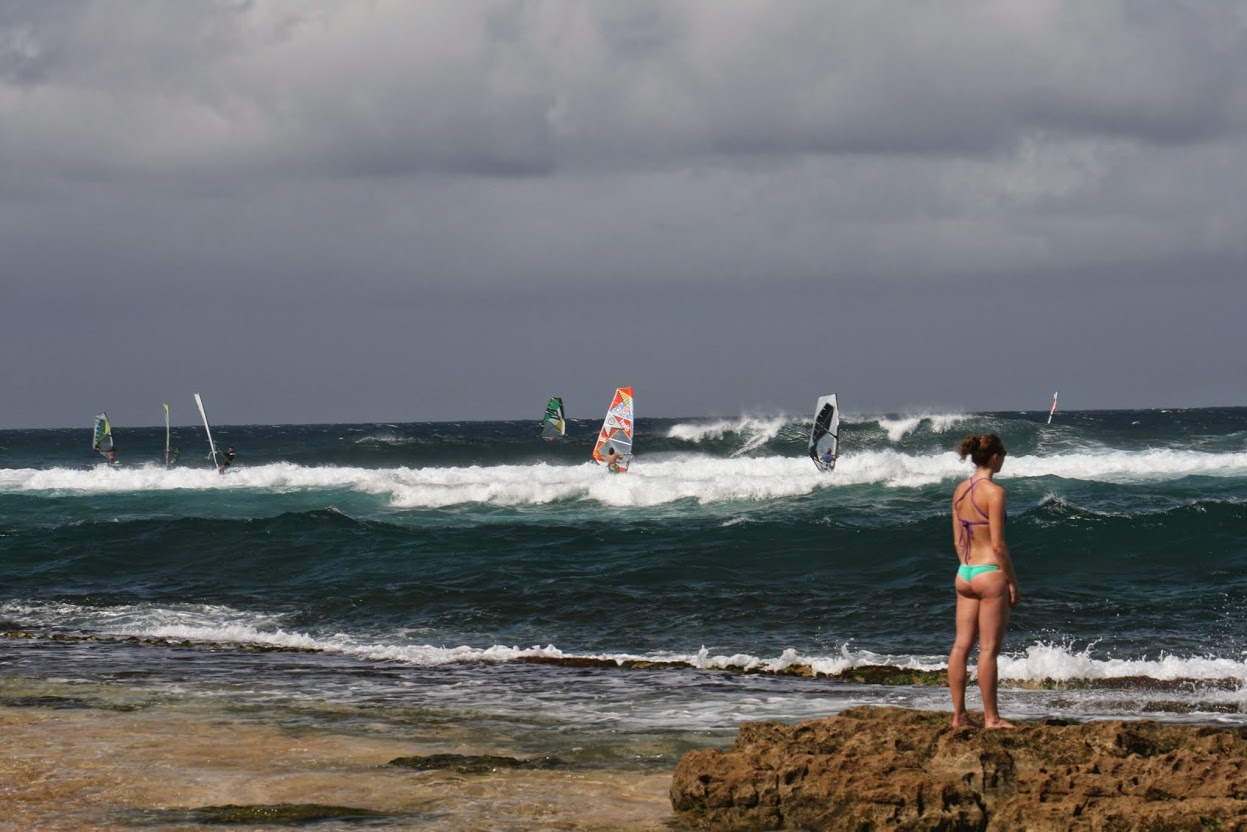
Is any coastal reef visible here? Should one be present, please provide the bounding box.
[670,706,1247,831]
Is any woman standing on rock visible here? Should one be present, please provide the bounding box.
[948,433,1019,729]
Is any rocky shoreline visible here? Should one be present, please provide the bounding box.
[670,706,1247,831]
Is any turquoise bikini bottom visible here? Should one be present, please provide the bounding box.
[957,564,1001,581]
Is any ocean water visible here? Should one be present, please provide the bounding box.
[3,407,1247,772]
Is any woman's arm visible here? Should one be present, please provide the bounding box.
[988,485,1020,605]
[951,488,963,554]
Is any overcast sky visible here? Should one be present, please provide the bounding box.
[2,1,1245,428]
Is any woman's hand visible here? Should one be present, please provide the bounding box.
[1008,582,1021,608]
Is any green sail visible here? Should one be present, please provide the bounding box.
[92,412,112,451]
[541,397,565,439]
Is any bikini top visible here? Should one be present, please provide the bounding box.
[954,477,1004,564]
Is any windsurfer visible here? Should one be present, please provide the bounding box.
[807,394,839,472]
[218,447,235,475]
[168,447,181,469]
[606,446,621,473]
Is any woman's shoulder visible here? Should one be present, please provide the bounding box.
[954,475,1005,498]
[980,478,1007,501]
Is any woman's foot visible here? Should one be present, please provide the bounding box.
[984,718,1016,729]
[951,713,981,729]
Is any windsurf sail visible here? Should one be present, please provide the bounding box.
[541,396,566,440]
[163,403,171,468]
[808,393,840,472]
[1047,391,1059,425]
[92,412,115,462]
[193,393,220,468]
[592,387,634,472]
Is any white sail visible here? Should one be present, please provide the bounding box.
[808,393,840,472]
[193,393,219,467]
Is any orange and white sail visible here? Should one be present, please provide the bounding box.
[592,387,634,471]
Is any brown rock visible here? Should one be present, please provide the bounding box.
[670,706,1247,831]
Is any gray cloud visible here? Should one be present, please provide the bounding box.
[6,3,1246,179]
[1,1,1244,427]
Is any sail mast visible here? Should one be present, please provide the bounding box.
[193,393,219,468]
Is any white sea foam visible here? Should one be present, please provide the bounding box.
[1000,642,1247,684]
[874,413,970,442]
[1,600,290,635]
[666,415,793,456]
[353,431,410,445]
[1007,447,1247,484]
[7,600,1247,688]
[2,447,1245,508]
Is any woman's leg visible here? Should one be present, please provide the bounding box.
[973,573,1014,728]
[949,581,980,727]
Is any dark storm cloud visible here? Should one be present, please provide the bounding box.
[1,2,1245,427]
[4,2,1244,180]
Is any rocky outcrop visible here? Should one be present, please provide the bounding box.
[670,706,1247,831]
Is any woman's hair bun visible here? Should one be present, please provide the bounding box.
[958,433,1005,466]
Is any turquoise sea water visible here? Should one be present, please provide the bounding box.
[3,407,1247,755]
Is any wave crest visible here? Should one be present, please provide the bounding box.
[8,601,1247,689]
[666,415,792,456]
[3,447,1246,509]
[874,413,970,443]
